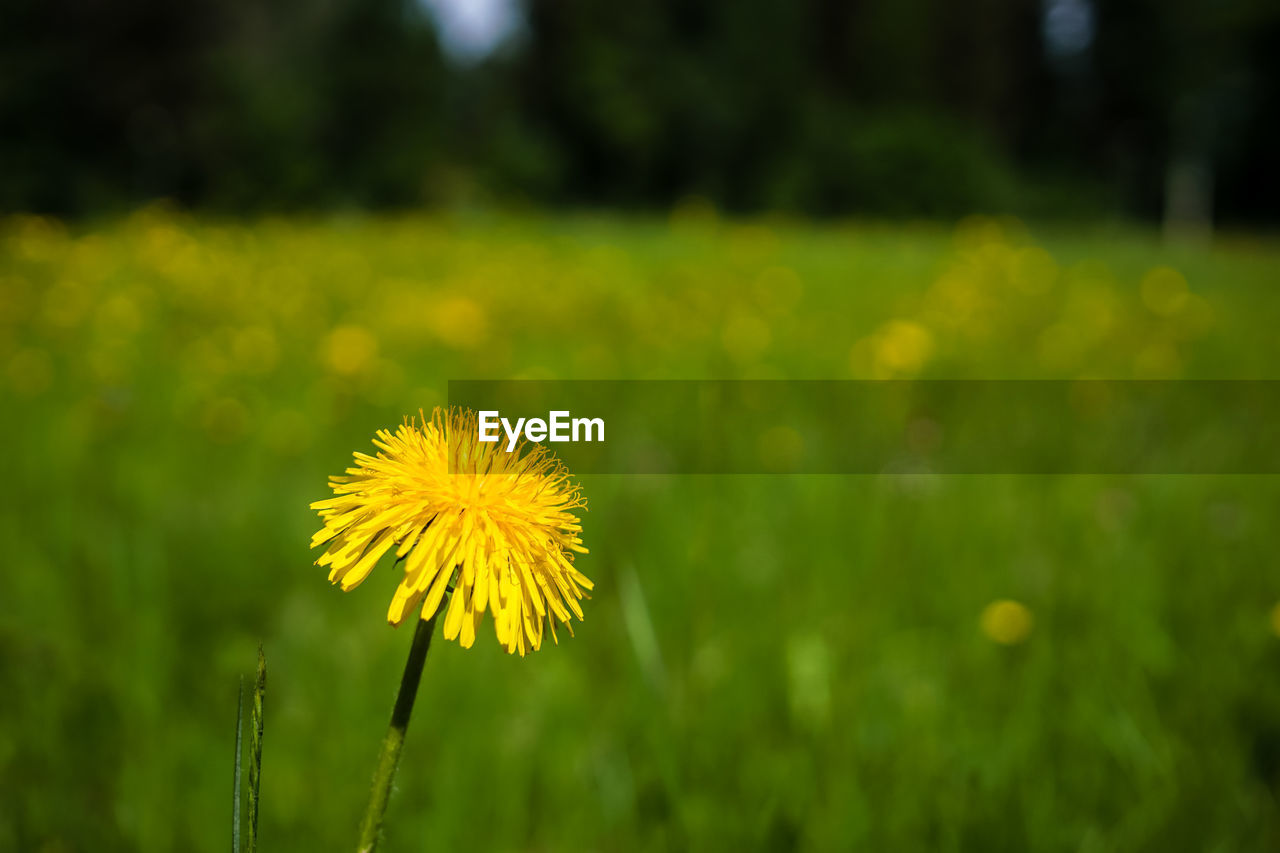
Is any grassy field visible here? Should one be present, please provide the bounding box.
[2,207,1280,851]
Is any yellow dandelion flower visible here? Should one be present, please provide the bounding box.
[311,407,592,655]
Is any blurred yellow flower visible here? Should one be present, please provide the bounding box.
[1269,602,1280,639]
[323,325,378,376]
[980,599,1034,645]
[311,407,592,655]
[427,296,489,350]
[872,320,934,376]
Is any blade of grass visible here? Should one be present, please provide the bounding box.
[232,677,244,853]
[248,645,266,853]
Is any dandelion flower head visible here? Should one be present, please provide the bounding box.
[311,407,591,655]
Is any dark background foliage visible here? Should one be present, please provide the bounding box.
[1,0,1277,220]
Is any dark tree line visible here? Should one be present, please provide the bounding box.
[1,0,1276,220]
[0,0,447,212]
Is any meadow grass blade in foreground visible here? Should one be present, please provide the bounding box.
[248,645,266,853]
[231,678,243,853]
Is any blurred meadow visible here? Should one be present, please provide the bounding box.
[5,0,1280,849]
[3,208,1280,850]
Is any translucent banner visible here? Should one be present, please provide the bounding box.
[447,380,1280,474]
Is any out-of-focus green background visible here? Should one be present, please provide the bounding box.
[5,212,1280,851]
[3,1,1280,851]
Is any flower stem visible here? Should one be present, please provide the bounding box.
[357,612,439,853]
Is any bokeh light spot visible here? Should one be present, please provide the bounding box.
[981,599,1034,645]
[324,325,379,375]
[429,297,489,350]
[873,320,934,376]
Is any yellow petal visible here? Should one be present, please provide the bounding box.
[339,528,396,591]
[443,582,466,640]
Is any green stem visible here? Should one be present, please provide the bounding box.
[356,612,439,853]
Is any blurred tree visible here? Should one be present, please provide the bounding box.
[1089,0,1280,224]
[0,0,228,211]
[487,0,1034,214]
[310,0,447,207]
[0,0,446,213]
[0,0,1277,220]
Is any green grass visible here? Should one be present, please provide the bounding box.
[2,208,1279,850]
